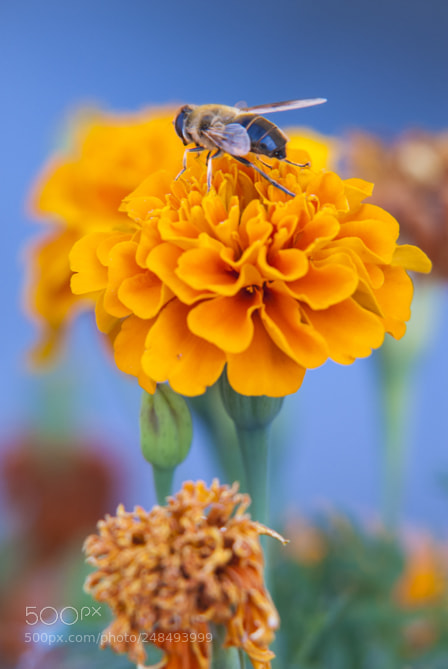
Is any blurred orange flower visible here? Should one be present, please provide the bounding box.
[84,480,284,668]
[395,537,448,608]
[26,107,183,363]
[344,129,448,278]
[284,517,327,565]
[71,146,431,396]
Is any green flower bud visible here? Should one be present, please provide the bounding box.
[140,385,192,469]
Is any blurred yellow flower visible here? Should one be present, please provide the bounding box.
[84,480,284,668]
[285,126,338,172]
[70,143,431,396]
[26,107,183,363]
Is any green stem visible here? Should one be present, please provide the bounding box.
[380,380,411,530]
[377,343,413,531]
[210,624,240,669]
[377,281,438,530]
[188,385,245,487]
[235,426,270,526]
[238,649,247,669]
[152,465,174,505]
[218,371,283,528]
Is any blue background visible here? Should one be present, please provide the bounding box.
[1,0,448,531]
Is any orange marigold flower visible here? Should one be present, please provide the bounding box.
[26,107,327,367]
[84,480,284,668]
[26,107,183,363]
[70,145,431,397]
[284,517,327,565]
[395,536,448,608]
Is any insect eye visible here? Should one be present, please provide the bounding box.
[273,149,284,159]
[174,105,192,142]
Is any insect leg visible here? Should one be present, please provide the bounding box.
[283,158,311,168]
[175,146,204,181]
[233,156,295,197]
[256,157,273,170]
[206,149,222,191]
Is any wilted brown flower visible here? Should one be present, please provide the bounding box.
[84,480,286,668]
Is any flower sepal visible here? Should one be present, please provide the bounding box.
[219,369,284,431]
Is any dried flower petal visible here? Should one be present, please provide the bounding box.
[84,480,283,668]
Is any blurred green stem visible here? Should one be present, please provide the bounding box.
[152,465,174,505]
[219,371,283,528]
[379,362,411,530]
[188,385,245,487]
[235,425,270,526]
[377,280,438,529]
[210,624,241,668]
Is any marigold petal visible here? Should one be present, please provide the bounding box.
[296,211,340,251]
[375,265,414,338]
[142,301,226,395]
[226,313,306,397]
[120,171,173,220]
[352,279,384,317]
[345,203,400,238]
[203,195,242,248]
[135,222,163,267]
[286,254,358,308]
[257,247,308,281]
[114,315,157,393]
[25,228,87,363]
[338,218,398,262]
[70,232,111,294]
[95,293,121,334]
[177,247,263,296]
[303,298,385,364]
[261,287,329,367]
[306,171,349,210]
[148,243,209,304]
[119,272,170,319]
[187,291,262,353]
[154,631,210,669]
[343,177,374,209]
[103,240,141,317]
[392,244,432,273]
[31,160,89,222]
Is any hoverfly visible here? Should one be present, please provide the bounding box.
[174,98,326,197]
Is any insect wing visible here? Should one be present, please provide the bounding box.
[239,98,327,114]
[205,122,251,156]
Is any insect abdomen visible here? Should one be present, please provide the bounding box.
[237,114,287,159]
